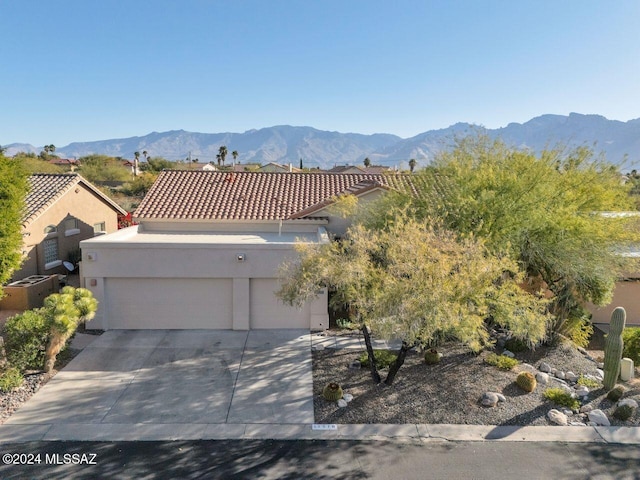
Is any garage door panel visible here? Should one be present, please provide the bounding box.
[250,278,309,329]
[106,278,232,329]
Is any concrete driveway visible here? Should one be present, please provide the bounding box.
[3,329,313,440]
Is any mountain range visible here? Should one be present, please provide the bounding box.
[5,113,640,170]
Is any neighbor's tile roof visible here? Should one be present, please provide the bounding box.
[23,173,127,225]
[134,170,444,221]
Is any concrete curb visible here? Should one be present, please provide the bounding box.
[1,423,638,444]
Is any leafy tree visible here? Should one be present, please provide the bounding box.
[13,152,65,174]
[78,154,131,183]
[140,157,174,172]
[408,158,417,173]
[278,208,550,384]
[363,157,371,168]
[122,172,156,196]
[0,154,29,296]
[412,136,639,341]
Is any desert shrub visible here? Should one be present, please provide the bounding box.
[543,388,580,410]
[484,353,519,370]
[558,313,593,348]
[4,310,48,371]
[0,367,24,392]
[577,376,600,389]
[359,349,397,369]
[622,327,640,364]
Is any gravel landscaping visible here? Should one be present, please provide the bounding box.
[312,331,640,427]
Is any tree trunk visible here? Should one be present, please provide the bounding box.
[384,342,413,385]
[361,324,381,384]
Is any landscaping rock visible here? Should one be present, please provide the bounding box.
[539,362,552,373]
[570,422,587,426]
[536,372,549,384]
[312,344,325,351]
[579,404,594,414]
[481,392,500,407]
[595,369,604,381]
[496,393,506,403]
[574,385,590,397]
[337,399,348,408]
[548,409,568,426]
[618,399,638,409]
[565,371,578,382]
[520,363,536,373]
[555,371,566,380]
[343,393,354,403]
[348,360,361,370]
[587,409,610,426]
[502,350,515,358]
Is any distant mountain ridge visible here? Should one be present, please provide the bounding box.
[5,113,640,170]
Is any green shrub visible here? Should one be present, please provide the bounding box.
[359,349,397,369]
[622,327,640,364]
[484,353,519,370]
[0,367,24,392]
[576,376,600,389]
[543,388,580,410]
[4,310,49,371]
[336,318,358,330]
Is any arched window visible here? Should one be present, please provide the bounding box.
[44,225,57,234]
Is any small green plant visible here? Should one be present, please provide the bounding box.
[607,385,625,402]
[424,348,442,365]
[577,376,600,389]
[484,353,519,370]
[336,318,358,330]
[603,307,626,390]
[0,367,24,392]
[322,382,343,401]
[359,349,397,369]
[516,371,537,393]
[613,404,635,421]
[543,388,580,410]
[622,327,640,364]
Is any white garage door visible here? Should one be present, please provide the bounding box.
[250,278,310,328]
[105,278,233,329]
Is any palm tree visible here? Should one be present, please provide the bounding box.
[363,157,371,168]
[216,154,221,166]
[409,158,417,173]
[232,150,238,164]
[142,150,148,160]
[218,146,228,166]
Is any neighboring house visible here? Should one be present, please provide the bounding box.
[326,165,392,174]
[80,171,424,330]
[12,173,127,281]
[257,162,302,173]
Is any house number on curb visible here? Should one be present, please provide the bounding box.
[312,424,338,430]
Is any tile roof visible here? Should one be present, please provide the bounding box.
[134,170,444,221]
[23,173,127,225]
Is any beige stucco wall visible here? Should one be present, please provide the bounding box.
[587,279,640,326]
[14,184,121,280]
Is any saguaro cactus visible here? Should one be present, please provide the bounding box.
[603,307,626,390]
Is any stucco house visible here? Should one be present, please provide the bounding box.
[12,173,127,281]
[80,170,420,330]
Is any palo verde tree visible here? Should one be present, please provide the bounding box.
[411,136,640,345]
[0,153,29,297]
[278,207,550,385]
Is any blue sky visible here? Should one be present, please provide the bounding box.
[1,0,639,147]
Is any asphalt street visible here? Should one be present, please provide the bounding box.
[1,440,639,479]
